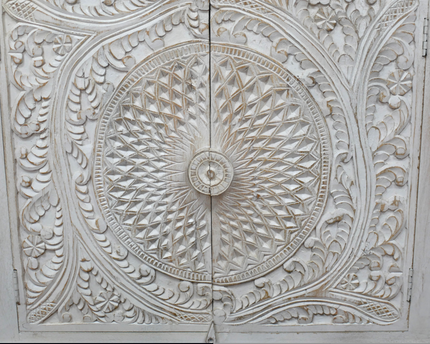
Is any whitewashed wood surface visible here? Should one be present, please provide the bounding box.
[0,0,430,342]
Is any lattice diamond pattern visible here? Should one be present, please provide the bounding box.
[103,54,211,273]
[211,55,322,277]
[101,50,325,280]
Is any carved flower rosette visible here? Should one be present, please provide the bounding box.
[4,0,420,329]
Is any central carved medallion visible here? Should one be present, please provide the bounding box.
[188,150,234,196]
[94,42,330,284]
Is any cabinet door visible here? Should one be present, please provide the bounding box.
[0,0,427,337]
[209,0,424,332]
[2,0,214,330]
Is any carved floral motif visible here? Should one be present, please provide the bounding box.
[2,0,420,329]
[22,235,46,258]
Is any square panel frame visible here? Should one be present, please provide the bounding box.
[0,0,430,341]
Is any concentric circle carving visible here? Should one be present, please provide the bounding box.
[188,150,234,196]
[94,42,331,285]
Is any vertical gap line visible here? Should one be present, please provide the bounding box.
[208,0,215,324]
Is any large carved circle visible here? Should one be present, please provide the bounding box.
[94,42,330,284]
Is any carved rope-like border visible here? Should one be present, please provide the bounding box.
[94,41,332,285]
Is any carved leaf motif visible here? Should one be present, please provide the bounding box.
[36,0,162,17]
[265,305,337,324]
[5,0,419,328]
[335,12,415,302]
[72,256,172,324]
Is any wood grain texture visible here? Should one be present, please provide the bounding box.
[0,0,428,337]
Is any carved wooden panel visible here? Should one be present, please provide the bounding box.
[209,0,420,327]
[0,0,424,334]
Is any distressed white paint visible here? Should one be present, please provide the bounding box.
[0,0,430,342]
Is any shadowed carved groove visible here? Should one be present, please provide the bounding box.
[4,0,418,328]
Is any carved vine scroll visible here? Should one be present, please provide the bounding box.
[1,0,421,329]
